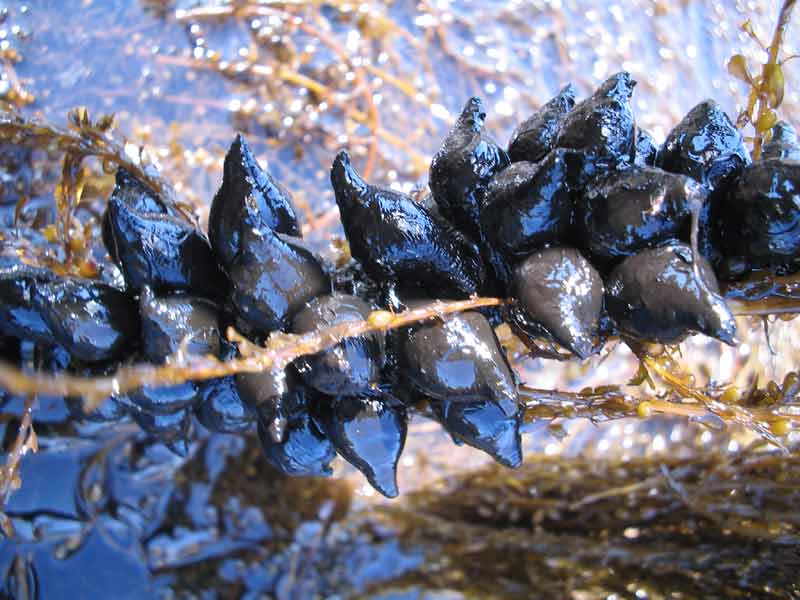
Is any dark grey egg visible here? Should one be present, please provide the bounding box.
[313,394,406,498]
[291,294,385,396]
[331,150,485,299]
[605,243,737,345]
[509,246,604,359]
[656,99,751,190]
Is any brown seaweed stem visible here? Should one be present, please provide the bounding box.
[643,356,786,447]
[0,297,503,413]
[0,109,179,209]
[752,0,796,158]
[0,109,194,276]
[732,0,796,157]
[0,394,37,533]
[520,383,798,433]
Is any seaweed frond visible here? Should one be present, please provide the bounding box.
[0,108,186,276]
[730,0,797,157]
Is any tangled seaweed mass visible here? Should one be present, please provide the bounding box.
[1,66,799,498]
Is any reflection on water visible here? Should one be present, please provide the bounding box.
[3,0,799,224]
[2,0,800,597]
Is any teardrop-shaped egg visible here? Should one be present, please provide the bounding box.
[656,99,751,190]
[578,165,706,263]
[432,399,522,468]
[715,159,800,273]
[195,376,255,433]
[226,213,330,336]
[480,148,573,261]
[507,84,576,164]
[429,97,511,240]
[291,294,385,396]
[331,150,485,299]
[129,405,193,455]
[556,72,637,182]
[139,286,221,364]
[313,394,407,498]
[394,309,518,416]
[634,128,658,167]
[236,367,294,442]
[509,246,604,359]
[605,243,737,344]
[127,383,200,415]
[208,134,301,266]
[35,277,139,364]
[106,197,225,297]
[0,268,54,348]
[258,387,335,477]
[102,168,180,262]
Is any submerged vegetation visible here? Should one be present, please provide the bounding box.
[378,443,800,599]
[1,0,800,597]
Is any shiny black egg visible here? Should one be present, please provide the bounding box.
[331,150,485,299]
[432,399,522,468]
[634,128,658,167]
[236,367,294,442]
[394,309,518,417]
[507,84,576,164]
[195,376,254,434]
[556,72,637,182]
[578,165,707,263]
[715,159,800,272]
[656,99,751,190]
[480,148,573,261]
[102,168,180,262]
[35,277,139,364]
[0,264,59,344]
[313,394,407,498]
[429,97,511,240]
[127,382,200,416]
[129,405,193,456]
[258,389,336,477]
[209,134,301,266]
[106,197,225,297]
[226,225,331,336]
[291,294,385,396]
[139,287,221,364]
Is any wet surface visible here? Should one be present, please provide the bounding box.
[510,246,604,359]
[3,0,800,598]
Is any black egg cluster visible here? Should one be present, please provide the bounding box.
[1,72,799,497]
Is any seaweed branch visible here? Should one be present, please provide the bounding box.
[520,370,797,447]
[642,356,788,447]
[0,394,37,534]
[0,108,189,276]
[0,109,178,208]
[0,296,502,413]
[730,0,796,157]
